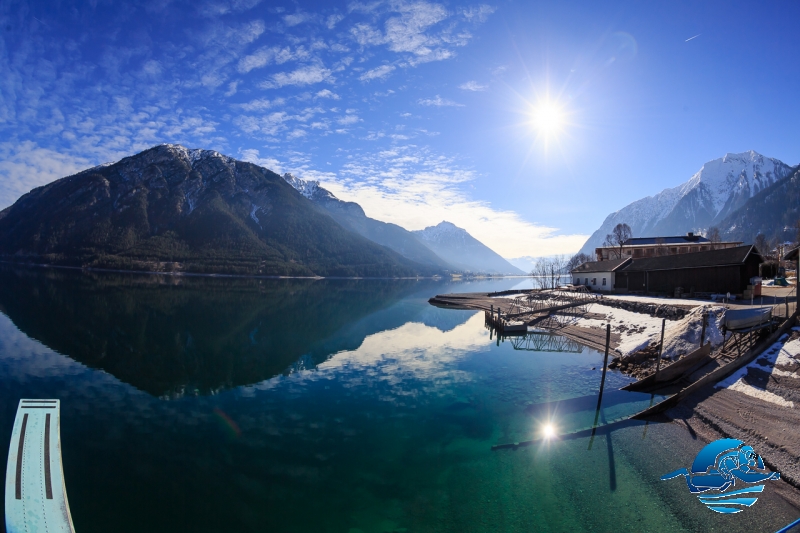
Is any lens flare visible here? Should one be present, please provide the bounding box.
[543,423,556,439]
[213,407,242,438]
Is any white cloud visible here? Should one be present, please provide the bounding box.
[283,12,310,26]
[326,14,344,29]
[359,64,396,81]
[240,148,283,173]
[0,141,92,210]
[259,64,333,89]
[313,145,587,257]
[142,60,163,77]
[418,95,463,107]
[224,81,240,96]
[338,114,361,125]
[384,2,448,55]
[237,45,310,73]
[461,4,496,22]
[237,98,284,111]
[346,1,491,66]
[459,80,486,91]
[234,111,290,135]
[238,47,275,73]
[315,89,340,99]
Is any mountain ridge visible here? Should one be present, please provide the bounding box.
[412,221,525,275]
[579,151,794,254]
[280,173,455,270]
[0,144,440,277]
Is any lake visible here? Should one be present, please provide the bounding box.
[0,265,797,532]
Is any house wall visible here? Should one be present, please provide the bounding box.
[615,265,753,294]
[573,271,614,291]
[596,242,742,261]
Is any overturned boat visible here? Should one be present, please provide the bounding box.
[723,307,772,330]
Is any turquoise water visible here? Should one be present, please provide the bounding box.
[0,266,797,532]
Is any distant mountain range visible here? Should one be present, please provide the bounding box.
[580,151,796,254]
[412,221,524,275]
[282,174,524,275]
[0,144,436,276]
[0,144,521,277]
[281,173,453,270]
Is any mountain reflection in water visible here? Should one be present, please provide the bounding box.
[0,266,478,397]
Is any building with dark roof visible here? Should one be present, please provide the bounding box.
[570,257,631,292]
[614,245,762,294]
[595,232,743,261]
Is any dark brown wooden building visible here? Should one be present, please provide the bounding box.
[614,245,763,294]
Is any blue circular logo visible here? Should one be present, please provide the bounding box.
[661,438,781,514]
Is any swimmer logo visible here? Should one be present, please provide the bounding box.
[661,438,780,514]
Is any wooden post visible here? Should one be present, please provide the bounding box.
[588,324,612,450]
[654,318,666,381]
[700,311,707,348]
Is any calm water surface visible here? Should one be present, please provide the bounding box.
[0,266,797,532]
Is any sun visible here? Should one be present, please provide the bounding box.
[531,100,565,138]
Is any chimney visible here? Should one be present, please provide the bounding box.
[687,232,694,238]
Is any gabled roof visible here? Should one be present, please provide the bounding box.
[621,235,710,246]
[785,246,799,261]
[570,257,631,274]
[618,245,761,272]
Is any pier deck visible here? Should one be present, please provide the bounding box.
[4,399,75,533]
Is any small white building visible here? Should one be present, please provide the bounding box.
[570,257,632,292]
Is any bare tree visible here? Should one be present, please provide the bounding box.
[604,223,632,259]
[754,233,770,257]
[794,219,800,246]
[531,255,569,290]
[655,236,668,256]
[566,252,592,272]
[531,257,549,290]
[707,226,721,249]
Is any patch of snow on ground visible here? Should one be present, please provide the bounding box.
[773,338,800,378]
[659,306,726,360]
[566,304,725,357]
[564,304,667,356]
[715,337,796,408]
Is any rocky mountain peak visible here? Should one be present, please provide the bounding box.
[579,150,794,254]
[282,173,320,200]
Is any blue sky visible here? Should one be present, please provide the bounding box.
[1,0,799,258]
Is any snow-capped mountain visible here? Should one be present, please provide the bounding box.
[0,144,440,277]
[413,221,525,275]
[579,151,793,254]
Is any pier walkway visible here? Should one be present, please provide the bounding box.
[4,399,75,533]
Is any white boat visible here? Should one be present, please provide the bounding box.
[5,399,75,533]
[723,307,772,330]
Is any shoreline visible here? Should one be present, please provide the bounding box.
[0,260,531,281]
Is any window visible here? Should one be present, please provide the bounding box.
[591,278,596,285]
[585,278,589,285]
[602,278,606,286]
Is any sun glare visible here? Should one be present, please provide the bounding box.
[543,423,556,439]
[531,101,565,137]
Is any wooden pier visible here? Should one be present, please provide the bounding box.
[5,399,75,533]
[431,288,622,354]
